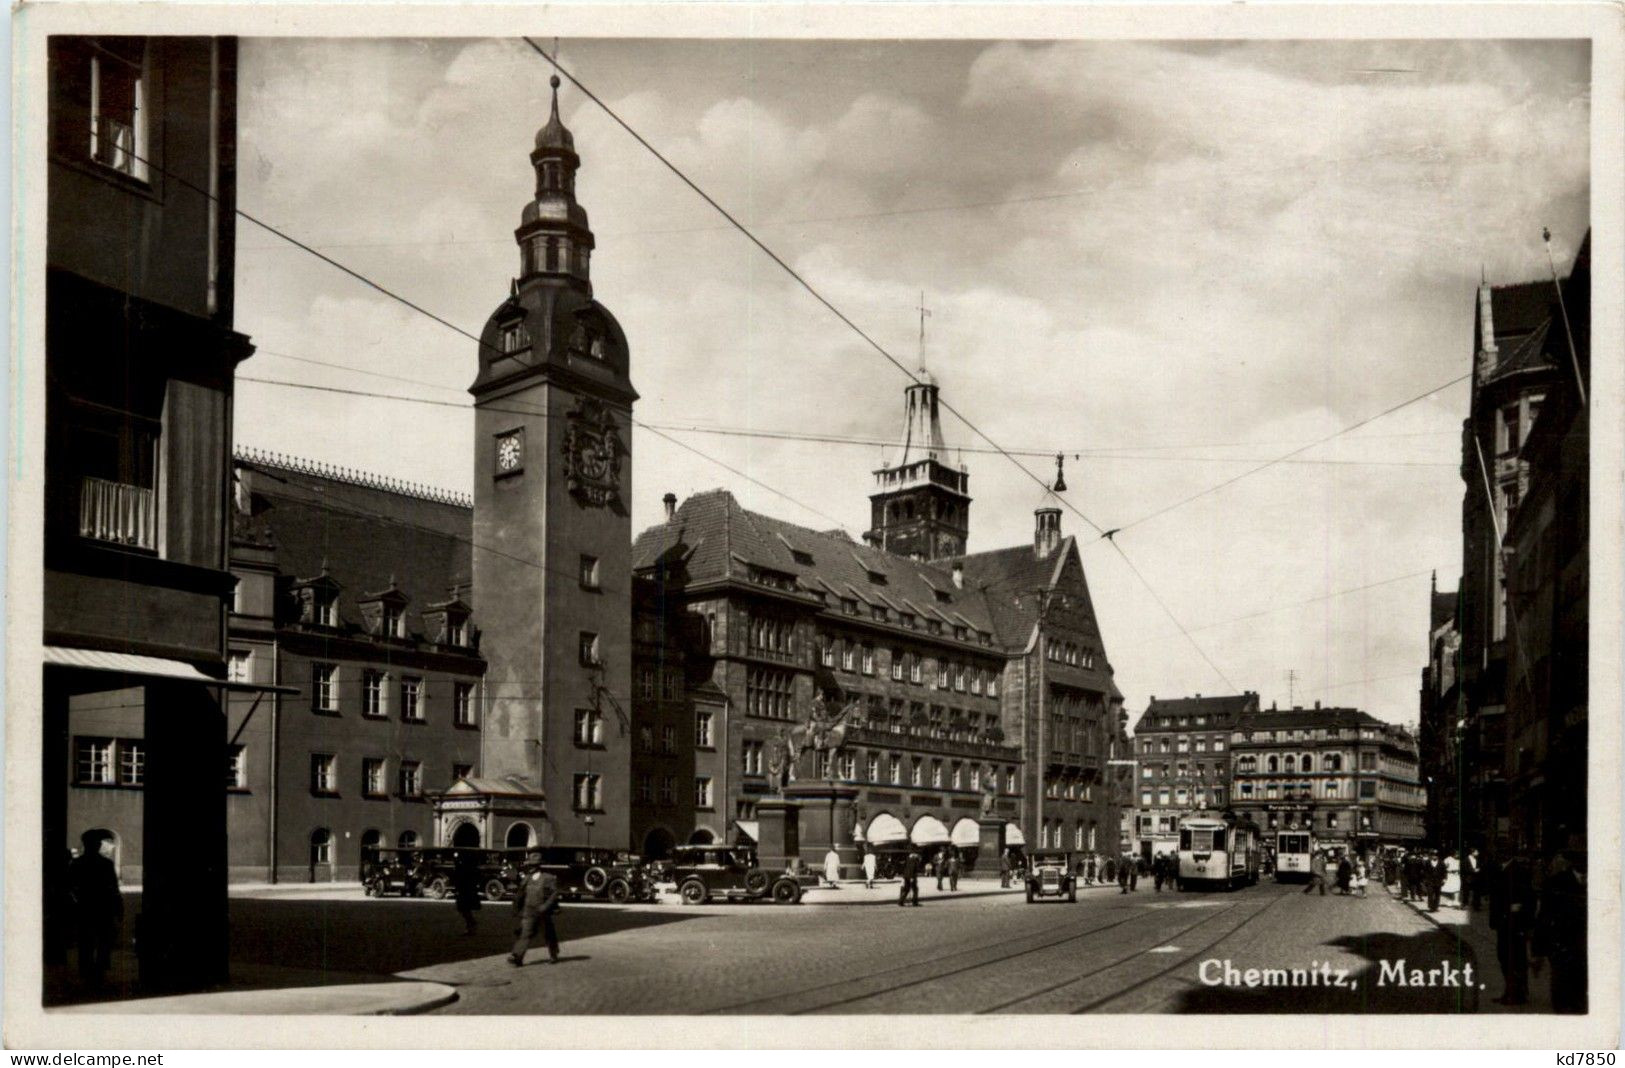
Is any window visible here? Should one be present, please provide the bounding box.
[971,669,983,696]
[1213,739,1225,752]
[454,682,476,727]
[931,760,943,788]
[1142,767,1153,780]
[452,762,473,781]
[579,554,600,590]
[839,752,856,780]
[937,661,950,688]
[226,744,248,790]
[988,673,998,698]
[871,605,887,622]
[398,761,422,798]
[400,677,424,722]
[695,777,714,809]
[76,738,113,784]
[660,671,681,701]
[1326,812,1339,830]
[889,755,901,784]
[866,753,879,781]
[573,773,603,811]
[227,650,252,683]
[312,663,338,713]
[575,709,604,747]
[1195,738,1207,753]
[840,642,856,672]
[1360,752,1377,771]
[637,666,656,699]
[1359,780,1377,800]
[861,644,875,676]
[310,828,332,867]
[1301,754,1314,773]
[311,754,337,795]
[1499,404,1521,454]
[743,740,764,775]
[87,41,149,180]
[820,640,836,668]
[657,776,675,805]
[361,670,386,718]
[635,774,654,804]
[695,710,714,748]
[578,632,600,666]
[501,321,531,353]
[1266,755,1278,773]
[891,650,905,681]
[363,758,387,797]
[381,603,405,639]
[745,668,794,719]
[660,726,676,754]
[952,763,963,789]
[638,725,654,753]
[954,664,967,692]
[911,758,923,787]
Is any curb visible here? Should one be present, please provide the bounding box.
[51,981,460,1016]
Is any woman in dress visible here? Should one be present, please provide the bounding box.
[1441,851,1462,906]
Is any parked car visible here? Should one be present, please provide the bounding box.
[361,847,426,897]
[414,848,512,902]
[502,846,657,904]
[1025,849,1077,903]
[668,845,818,905]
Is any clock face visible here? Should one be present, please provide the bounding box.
[496,432,523,473]
[578,446,609,480]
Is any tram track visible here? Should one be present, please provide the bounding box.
[707,895,1178,1015]
[1001,886,1293,1014]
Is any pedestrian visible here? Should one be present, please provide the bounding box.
[1152,853,1166,892]
[1489,853,1535,1004]
[1427,852,1445,912]
[1353,856,1368,898]
[451,850,482,935]
[1463,848,1481,909]
[67,828,123,987]
[1532,850,1586,1013]
[898,850,922,907]
[1085,853,1097,885]
[1302,850,1328,896]
[823,848,842,888]
[934,849,947,891]
[1335,855,1353,895]
[947,849,961,891]
[999,851,1012,889]
[1403,851,1422,900]
[862,848,878,890]
[508,864,561,966]
[1117,854,1130,894]
[1441,851,1462,907]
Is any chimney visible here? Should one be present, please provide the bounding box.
[1314,700,1321,710]
[951,561,964,589]
[662,492,677,522]
[1034,505,1061,557]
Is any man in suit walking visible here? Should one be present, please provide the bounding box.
[509,865,562,966]
[898,850,922,906]
[68,828,123,987]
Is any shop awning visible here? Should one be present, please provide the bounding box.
[1004,822,1026,846]
[910,816,950,846]
[44,646,299,694]
[950,818,981,847]
[866,813,908,845]
[734,820,759,843]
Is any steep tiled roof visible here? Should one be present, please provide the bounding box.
[1430,590,1458,631]
[954,541,1064,646]
[1486,318,1557,384]
[1236,705,1385,733]
[1133,692,1259,734]
[1489,281,1554,342]
[234,455,472,639]
[631,490,999,635]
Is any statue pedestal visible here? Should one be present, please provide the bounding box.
[784,781,862,878]
[971,817,1007,879]
[755,798,801,872]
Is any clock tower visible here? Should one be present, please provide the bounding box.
[470,75,636,850]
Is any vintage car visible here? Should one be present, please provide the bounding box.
[361,847,426,897]
[668,845,818,905]
[414,848,513,902]
[1025,849,1077,903]
[501,846,657,904]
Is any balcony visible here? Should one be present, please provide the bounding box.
[79,476,156,550]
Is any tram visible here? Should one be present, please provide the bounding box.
[1176,813,1261,891]
[1273,830,1315,882]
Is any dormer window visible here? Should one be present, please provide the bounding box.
[358,583,410,641]
[867,569,888,586]
[315,593,338,627]
[934,590,951,604]
[500,321,531,353]
[382,603,404,639]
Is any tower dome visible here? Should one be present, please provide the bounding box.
[534,75,576,153]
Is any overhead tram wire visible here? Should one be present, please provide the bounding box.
[1110,372,1471,538]
[519,38,1255,693]
[518,38,1108,540]
[1103,538,1238,693]
[66,146,856,539]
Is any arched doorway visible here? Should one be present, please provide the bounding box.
[643,826,676,861]
[505,822,533,849]
[451,821,482,848]
[309,828,333,883]
[688,827,716,845]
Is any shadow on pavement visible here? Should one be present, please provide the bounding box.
[1173,926,1484,1014]
[47,893,690,1008]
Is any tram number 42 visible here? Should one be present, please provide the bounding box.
[1555,1055,1615,1066]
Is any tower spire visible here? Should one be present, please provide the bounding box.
[517,52,593,291]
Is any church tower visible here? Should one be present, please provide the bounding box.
[469,75,636,849]
[867,370,971,560]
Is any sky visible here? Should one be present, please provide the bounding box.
[231,37,1591,728]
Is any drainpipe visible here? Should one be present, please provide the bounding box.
[267,634,280,883]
